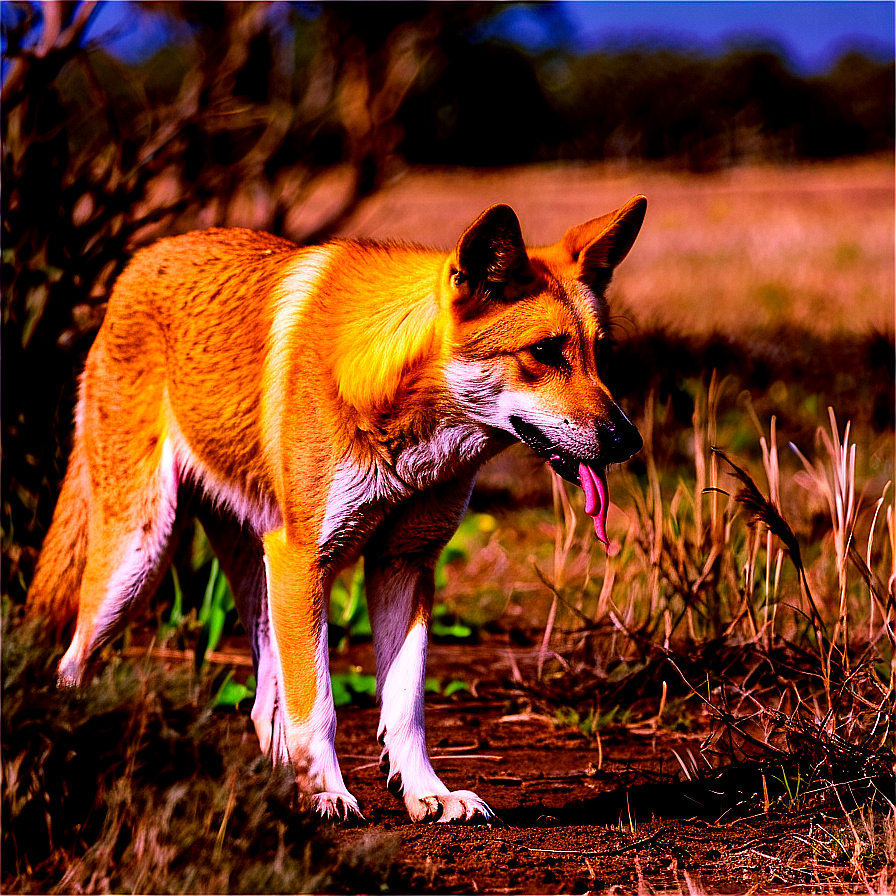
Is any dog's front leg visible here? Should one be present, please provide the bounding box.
[262,527,362,821]
[366,541,493,824]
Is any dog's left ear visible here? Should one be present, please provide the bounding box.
[446,204,528,318]
[562,195,647,292]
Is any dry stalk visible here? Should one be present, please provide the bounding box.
[792,408,859,675]
[760,416,786,641]
[712,447,824,637]
[863,481,893,642]
[538,470,579,678]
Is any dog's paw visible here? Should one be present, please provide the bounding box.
[56,662,83,688]
[408,790,494,824]
[311,791,364,822]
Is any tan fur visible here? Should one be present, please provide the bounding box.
[26,421,89,636]
[27,197,647,822]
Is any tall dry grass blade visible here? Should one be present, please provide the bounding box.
[759,416,785,641]
[889,504,896,689]
[792,409,859,672]
[864,481,893,641]
[538,470,580,679]
[707,373,726,552]
[712,448,826,637]
[692,375,709,540]
[888,505,895,599]
[537,593,557,682]
[760,415,781,507]
[866,481,891,577]
[551,468,578,584]
[596,546,618,620]
[847,545,892,627]
[643,394,664,619]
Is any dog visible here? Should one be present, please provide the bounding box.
[26,196,646,822]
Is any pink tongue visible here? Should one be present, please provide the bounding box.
[578,463,610,547]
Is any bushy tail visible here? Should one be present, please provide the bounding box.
[25,438,89,639]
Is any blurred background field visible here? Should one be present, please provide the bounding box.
[2,3,893,892]
[342,157,894,334]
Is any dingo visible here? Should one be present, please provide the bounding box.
[28,197,646,822]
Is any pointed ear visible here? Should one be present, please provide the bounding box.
[445,204,528,317]
[562,195,647,292]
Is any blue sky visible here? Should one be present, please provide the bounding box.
[84,1,895,74]
[489,2,894,72]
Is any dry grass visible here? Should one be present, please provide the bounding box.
[0,610,404,895]
[466,377,895,851]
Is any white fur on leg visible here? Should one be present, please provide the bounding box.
[251,642,289,763]
[378,621,493,823]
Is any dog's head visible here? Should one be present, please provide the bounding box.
[441,197,646,543]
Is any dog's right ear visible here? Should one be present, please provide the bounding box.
[445,204,528,319]
[562,195,647,293]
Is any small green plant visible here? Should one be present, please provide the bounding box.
[163,564,186,635]
[425,677,471,697]
[553,704,632,738]
[772,766,807,811]
[661,695,695,733]
[195,559,237,669]
[430,603,475,641]
[329,565,371,650]
[214,670,257,710]
[331,666,377,707]
[163,556,255,709]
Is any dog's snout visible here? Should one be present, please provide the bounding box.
[598,409,642,464]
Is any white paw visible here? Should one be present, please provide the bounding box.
[311,791,364,822]
[408,790,494,824]
[56,662,82,688]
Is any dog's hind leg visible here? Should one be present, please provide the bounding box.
[57,434,185,686]
[366,478,494,823]
[52,304,192,686]
[196,504,285,760]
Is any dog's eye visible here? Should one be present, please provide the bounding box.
[529,338,567,369]
[595,337,614,371]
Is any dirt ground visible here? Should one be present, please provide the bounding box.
[203,637,889,895]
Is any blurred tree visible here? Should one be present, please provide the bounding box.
[398,36,563,165]
[803,51,896,157]
[531,43,892,169]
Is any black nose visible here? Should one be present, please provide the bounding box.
[598,407,642,464]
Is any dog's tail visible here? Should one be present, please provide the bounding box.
[25,434,89,638]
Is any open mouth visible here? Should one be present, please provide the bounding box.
[509,415,611,546]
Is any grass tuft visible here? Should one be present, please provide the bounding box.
[522,387,894,836]
[0,604,402,895]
